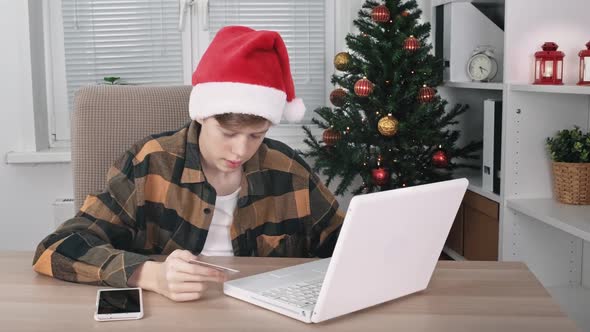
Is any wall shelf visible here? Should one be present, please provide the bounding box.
[432,0,505,6]
[506,198,590,242]
[510,84,590,95]
[442,81,504,90]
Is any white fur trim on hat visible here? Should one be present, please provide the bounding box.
[189,82,287,124]
[283,97,306,123]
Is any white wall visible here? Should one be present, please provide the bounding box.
[0,1,72,251]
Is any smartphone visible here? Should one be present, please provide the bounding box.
[94,287,144,321]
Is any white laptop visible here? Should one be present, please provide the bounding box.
[223,178,468,323]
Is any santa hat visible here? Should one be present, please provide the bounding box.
[189,26,305,124]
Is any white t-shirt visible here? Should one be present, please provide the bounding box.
[200,188,239,256]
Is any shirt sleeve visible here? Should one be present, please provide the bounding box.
[32,150,151,288]
[307,172,345,258]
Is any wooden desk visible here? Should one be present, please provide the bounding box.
[0,252,579,331]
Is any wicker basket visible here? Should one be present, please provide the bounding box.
[552,162,590,205]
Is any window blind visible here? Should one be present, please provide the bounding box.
[60,0,184,111]
[208,0,326,123]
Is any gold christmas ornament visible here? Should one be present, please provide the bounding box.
[377,114,399,137]
[334,52,352,71]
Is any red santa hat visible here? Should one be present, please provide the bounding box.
[189,26,305,124]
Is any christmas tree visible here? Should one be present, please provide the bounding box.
[302,0,481,195]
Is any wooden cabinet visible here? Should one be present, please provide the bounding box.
[446,190,499,261]
[463,191,498,260]
[446,204,464,256]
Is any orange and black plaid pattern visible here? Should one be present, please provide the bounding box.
[32,121,344,287]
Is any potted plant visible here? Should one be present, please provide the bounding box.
[102,76,128,85]
[546,126,590,204]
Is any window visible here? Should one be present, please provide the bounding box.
[207,0,328,123]
[45,0,330,145]
[46,0,191,141]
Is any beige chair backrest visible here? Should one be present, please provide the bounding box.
[71,85,192,210]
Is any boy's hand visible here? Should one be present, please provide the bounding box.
[129,249,227,302]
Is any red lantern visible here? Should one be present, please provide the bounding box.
[418,84,436,103]
[322,128,341,146]
[354,77,374,97]
[371,5,390,23]
[371,168,390,186]
[578,41,590,86]
[534,42,564,85]
[403,35,420,52]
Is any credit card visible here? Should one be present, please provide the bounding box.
[189,259,240,273]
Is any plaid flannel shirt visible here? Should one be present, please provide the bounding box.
[32,121,344,287]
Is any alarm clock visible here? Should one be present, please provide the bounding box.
[466,46,498,82]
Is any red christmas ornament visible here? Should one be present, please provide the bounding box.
[323,128,342,146]
[371,168,390,186]
[329,88,347,107]
[401,10,410,17]
[354,77,374,97]
[432,149,449,168]
[403,35,420,52]
[371,5,391,23]
[418,84,436,103]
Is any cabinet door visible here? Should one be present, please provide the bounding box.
[463,191,499,261]
[446,203,464,255]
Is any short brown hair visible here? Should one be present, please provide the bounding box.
[214,113,270,129]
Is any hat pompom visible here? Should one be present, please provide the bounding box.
[283,98,306,123]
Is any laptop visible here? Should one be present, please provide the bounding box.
[223,178,468,323]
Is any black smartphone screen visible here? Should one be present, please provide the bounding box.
[97,289,141,314]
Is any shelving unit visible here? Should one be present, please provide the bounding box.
[510,84,590,95]
[432,0,590,330]
[507,198,590,242]
[443,81,503,90]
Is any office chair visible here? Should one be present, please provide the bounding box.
[71,85,192,210]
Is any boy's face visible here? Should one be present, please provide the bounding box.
[198,117,271,174]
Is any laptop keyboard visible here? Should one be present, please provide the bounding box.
[259,278,323,308]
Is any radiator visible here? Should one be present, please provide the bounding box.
[52,198,75,228]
